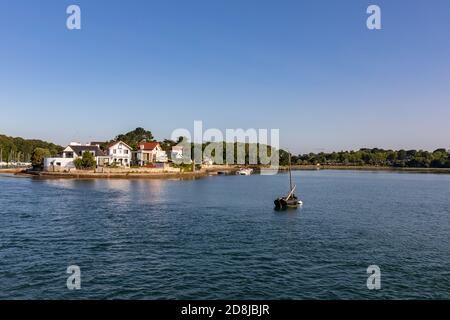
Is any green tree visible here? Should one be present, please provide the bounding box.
[109,127,155,150]
[31,148,51,169]
[294,148,450,168]
[1,134,62,163]
[160,139,176,151]
[431,149,448,167]
[73,151,97,170]
[397,150,407,161]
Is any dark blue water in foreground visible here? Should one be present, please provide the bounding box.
[1,170,449,299]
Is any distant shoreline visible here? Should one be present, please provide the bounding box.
[278,165,450,174]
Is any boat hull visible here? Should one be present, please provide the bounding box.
[236,168,253,175]
[274,197,300,210]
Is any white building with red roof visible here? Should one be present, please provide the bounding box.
[133,142,168,166]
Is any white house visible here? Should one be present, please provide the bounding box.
[44,142,107,170]
[43,141,133,171]
[44,157,76,170]
[105,141,132,167]
[169,145,194,164]
[171,145,184,162]
[203,156,214,166]
[133,142,168,166]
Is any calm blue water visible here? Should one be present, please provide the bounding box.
[0,170,449,299]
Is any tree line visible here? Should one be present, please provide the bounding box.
[105,128,276,165]
[0,134,62,164]
[2,129,449,169]
[287,148,450,168]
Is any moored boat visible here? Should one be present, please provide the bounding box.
[274,185,303,209]
[236,168,253,175]
[274,153,303,210]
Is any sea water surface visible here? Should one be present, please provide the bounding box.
[0,170,449,299]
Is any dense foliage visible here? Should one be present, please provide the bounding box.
[2,131,449,169]
[0,134,62,163]
[105,127,155,150]
[73,151,97,169]
[160,137,184,151]
[185,142,274,165]
[289,148,450,168]
[31,148,51,168]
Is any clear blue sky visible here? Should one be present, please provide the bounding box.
[1,0,449,153]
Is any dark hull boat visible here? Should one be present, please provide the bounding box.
[274,198,300,209]
[274,187,302,210]
[274,153,303,210]
[274,196,300,209]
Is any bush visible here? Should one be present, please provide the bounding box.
[74,151,97,170]
[31,147,51,169]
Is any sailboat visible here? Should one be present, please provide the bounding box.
[274,153,303,210]
[236,168,253,175]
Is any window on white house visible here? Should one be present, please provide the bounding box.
[113,149,116,154]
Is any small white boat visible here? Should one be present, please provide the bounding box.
[236,168,253,175]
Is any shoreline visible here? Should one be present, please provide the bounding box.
[278,165,450,174]
[8,167,238,180]
[2,165,450,179]
[0,168,27,174]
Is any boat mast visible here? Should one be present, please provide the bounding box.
[288,152,292,191]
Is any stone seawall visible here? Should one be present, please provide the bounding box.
[95,166,181,174]
[0,168,27,174]
[18,165,239,179]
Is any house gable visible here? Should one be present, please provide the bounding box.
[138,142,161,151]
[107,141,133,159]
[108,141,132,152]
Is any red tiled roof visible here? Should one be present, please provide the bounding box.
[138,142,160,150]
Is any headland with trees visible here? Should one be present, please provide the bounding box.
[1,129,449,172]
